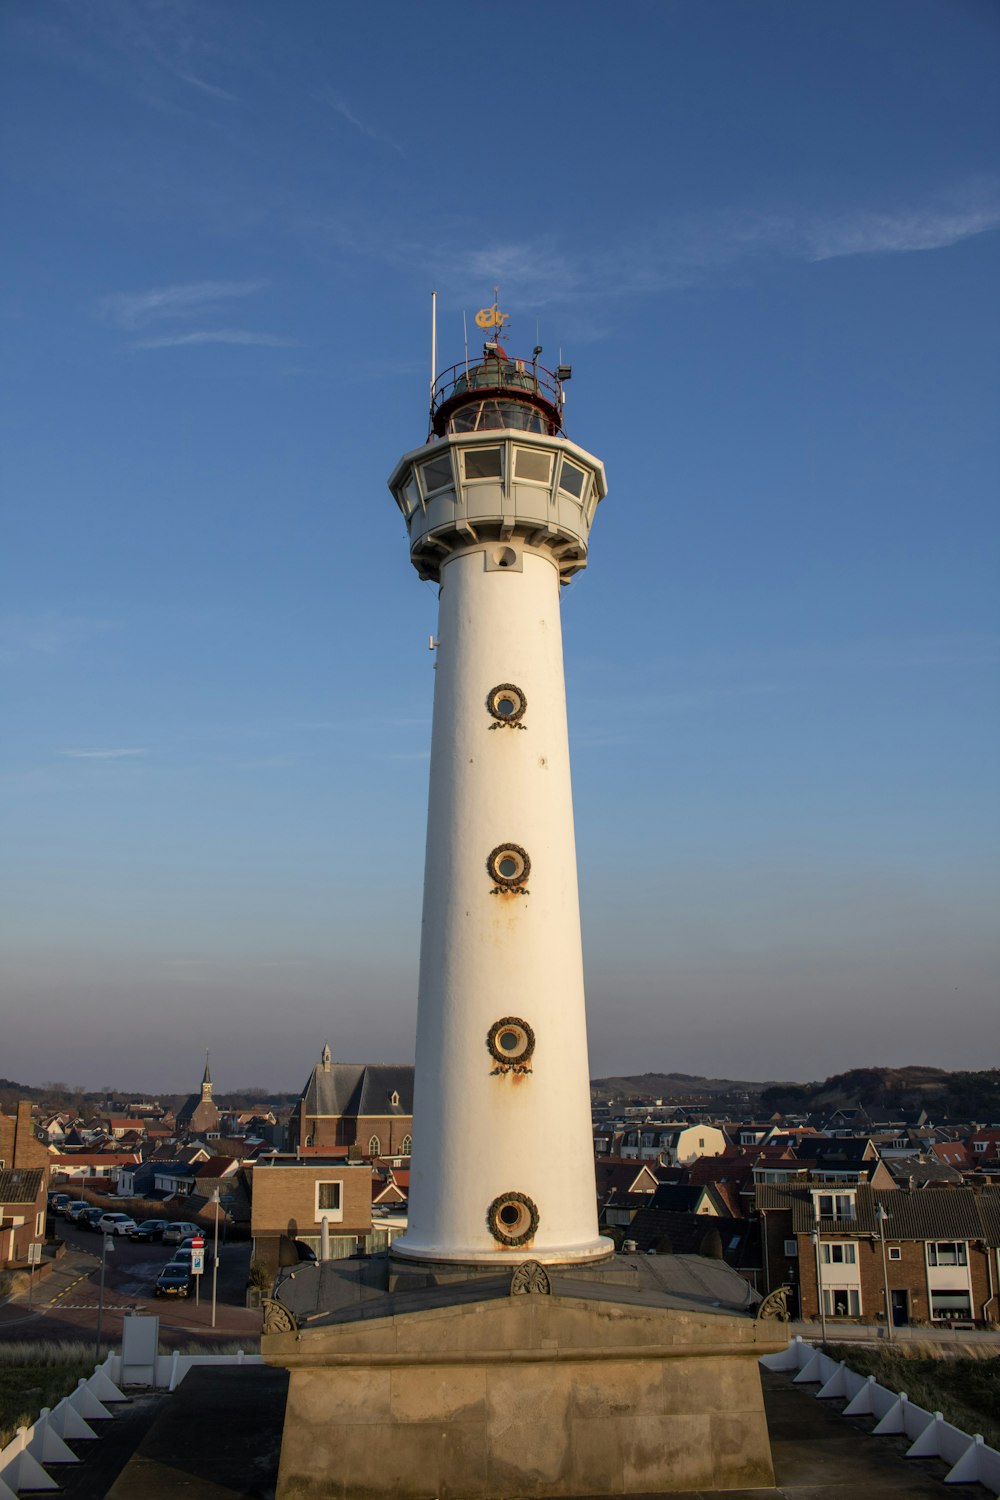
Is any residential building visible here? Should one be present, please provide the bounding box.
[757,1181,1000,1327]
[250,1155,389,1272]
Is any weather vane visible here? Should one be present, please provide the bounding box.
[475,286,509,332]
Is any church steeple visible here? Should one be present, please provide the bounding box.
[201,1051,213,1099]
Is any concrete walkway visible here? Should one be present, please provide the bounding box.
[87,1364,972,1499]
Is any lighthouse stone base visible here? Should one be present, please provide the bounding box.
[263,1255,783,1498]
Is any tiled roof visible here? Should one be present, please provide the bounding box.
[0,1168,44,1204]
[300,1062,414,1118]
[757,1183,1000,1244]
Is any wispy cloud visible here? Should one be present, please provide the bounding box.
[324,181,1000,313]
[133,328,296,350]
[800,203,1000,260]
[97,279,266,332]
[57,748,148,760]
[0,613,111,665]
[96,278,296,354]
[321,93,403,155]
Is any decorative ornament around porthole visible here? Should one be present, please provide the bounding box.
[510,1260,551,1296]
[487,843,530,896]
[486,682,527,730]
[487,1016,535,1075]
[487,1191,539,1248]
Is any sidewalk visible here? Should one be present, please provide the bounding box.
[788,1318,1000,1350]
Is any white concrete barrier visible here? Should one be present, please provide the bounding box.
[25,1410,77,1467]
[763,1339,1000,1492]
[0,1429,58,1493]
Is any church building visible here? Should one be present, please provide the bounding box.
[286,1044,413,1157]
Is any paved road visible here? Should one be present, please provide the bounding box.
[0,1222,261,1350]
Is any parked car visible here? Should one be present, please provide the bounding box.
[155,1265,191,1297]
[80,1207,105,1231]
[167,1248,196,1271]
[128,1219,170,1243]
[96,1212,137,1236]
[162,1221,200,1244]
[64,1200,90,1223]
[47,1192,70,1213]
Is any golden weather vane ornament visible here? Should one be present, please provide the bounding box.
[474,290,510,331]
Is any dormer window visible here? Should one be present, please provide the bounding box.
[389,1091,400,1107]
[816,1191,856,1220]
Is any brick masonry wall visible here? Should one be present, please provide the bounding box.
[251,1163,374,1241]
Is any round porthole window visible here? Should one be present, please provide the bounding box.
[487,844,530,889]
[486,1191,539,1247]
[486,682,526,725]
[487,1016,535,1067]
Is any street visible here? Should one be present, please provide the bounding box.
[0,1222,261,1350]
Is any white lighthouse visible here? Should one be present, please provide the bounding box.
[388,310,611,1266]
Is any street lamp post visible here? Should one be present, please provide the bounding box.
[811,1227,827,1343]
[211,1189,220,1330]
[876,1203,893,1342]
[95,1234,113,1362]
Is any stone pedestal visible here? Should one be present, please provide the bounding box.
[264,1262,784,1498]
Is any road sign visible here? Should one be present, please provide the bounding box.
[191,1249,205,1275]
[191,1236,205,1248]
[28,1242,42,1265]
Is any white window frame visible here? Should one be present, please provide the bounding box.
[888,1246,901,1261]
[822,1242,857,1266]
[556,457,589,503]
[418,452,456,499]
[823,1287,862,1317]
[368,1135,381,1157]
[511,445,553,487]
[314,1180,343,1223]
[460,445,504,484]
[927,1241,967,1268]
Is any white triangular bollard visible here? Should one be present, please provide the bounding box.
[817,1360,853,1399]
[4,1429,59,1492]
[68,1378,112,1420]
[873,1392,909,1435]
[89,1366,127,1402]
[944,1433,987,1484]
[760,1337,801,1372]
[907,1412,946,1459]
[793,1349,827,1384]
[47,1396,98,1442]
[27,1409,79,1466]
[843,1374,879,1416]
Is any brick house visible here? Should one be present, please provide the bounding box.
[250,1155,382,1273]
[0,1169,47,1269]
[757,1181,1000,1327]
[0,1102,49,1269]
[285,1045,414,1158]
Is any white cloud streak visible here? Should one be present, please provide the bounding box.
[321,94,403,155]
[329,183,1000,312]
[98,279,266,332]
[58,748,148,760]
[132,328,296,349]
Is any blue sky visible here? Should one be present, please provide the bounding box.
[1,0,997,1093]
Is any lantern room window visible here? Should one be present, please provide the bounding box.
[558,460,587,499]
[462,447,502,481]
[513,447,552,484]
[420,453,455,496]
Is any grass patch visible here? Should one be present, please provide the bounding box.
[0,1341,98,1449]
[823,1342,1000,1450]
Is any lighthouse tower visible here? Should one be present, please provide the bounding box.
[388,311,611,1266]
